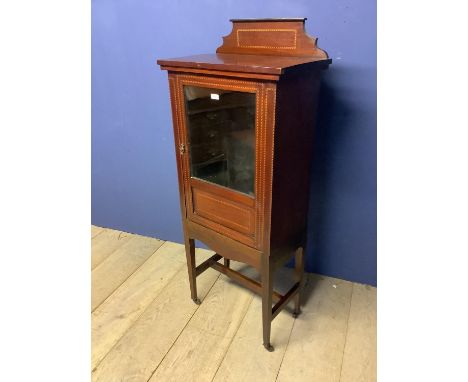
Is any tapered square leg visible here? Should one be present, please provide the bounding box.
[293,247,305,318]
[261,254,274,351]
[184,237,200,304]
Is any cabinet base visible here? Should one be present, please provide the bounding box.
[189,246,304,351]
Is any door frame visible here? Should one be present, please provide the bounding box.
[169,73,276,251]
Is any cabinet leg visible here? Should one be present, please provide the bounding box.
[224,258,230,268]
[261,254,274,351]
[184,237,200,304]
[293,247,305,318]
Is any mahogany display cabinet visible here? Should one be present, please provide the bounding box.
[157,18,331,351]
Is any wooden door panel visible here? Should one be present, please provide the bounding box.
[171,74,276,251]
[192,186,254,235]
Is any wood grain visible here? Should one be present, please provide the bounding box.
[340,283,377,382]
[269,70,321,254]
[148,265,254,382]
[159,19,331,349]
[216,19,329,58]
[91,241,184,369]
[91,235,164,311]
[92,255,220,382]
[174,74,261,250]
[276,274,353,382]
[186,220,262,270]
[212,294,295,382]
[90,228,376,382]
[91,228,132,270]
[192,187,255,236]
[158,53,330,76]
[91,225,105,238]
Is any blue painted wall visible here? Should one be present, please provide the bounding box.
[92,0,376,285]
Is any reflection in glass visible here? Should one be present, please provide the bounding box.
[184,85,256,196]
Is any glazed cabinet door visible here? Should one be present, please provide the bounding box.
[184,85,256,196]
[169,74,276,250]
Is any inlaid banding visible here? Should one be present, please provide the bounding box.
[236,29,297,49]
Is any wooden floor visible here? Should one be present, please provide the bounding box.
[91,225,376,382]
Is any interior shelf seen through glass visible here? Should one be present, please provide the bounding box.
[183,85,256,196]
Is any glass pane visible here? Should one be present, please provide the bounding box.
[184,85,256,196]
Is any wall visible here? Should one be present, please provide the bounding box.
[92,0,376,285]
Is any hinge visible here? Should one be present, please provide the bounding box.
[179,143,186,155]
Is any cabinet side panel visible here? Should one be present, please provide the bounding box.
[270,70,322,254]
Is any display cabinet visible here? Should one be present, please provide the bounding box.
[157,18,331,351]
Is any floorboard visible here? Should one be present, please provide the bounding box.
[92,241,185,370]
[92,251,219,382]
[90,227,376,382]
[91,225,105,238]
[91,234,164,311]
[339,283,377,382]
[91,228,133,270]
[276,274,353,382]
[212,293,295,382]
[148,264,254,382]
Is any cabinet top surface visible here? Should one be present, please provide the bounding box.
[157,18,330,76]
[229,17,307,22]
[157,53,331,75]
